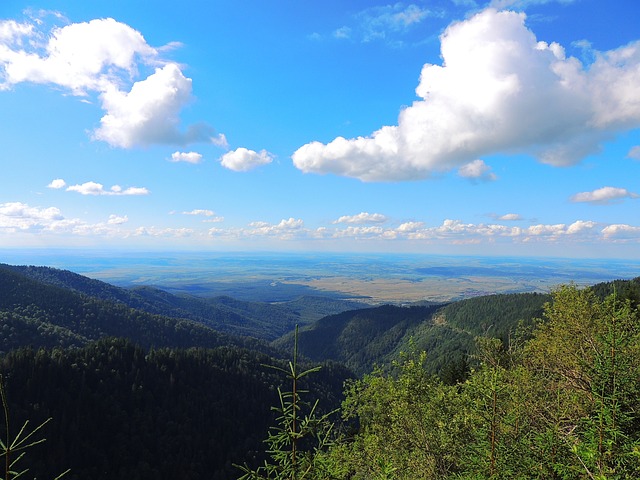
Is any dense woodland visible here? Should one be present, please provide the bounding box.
[0,262,639,479]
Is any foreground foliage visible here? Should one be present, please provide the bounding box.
[288,285,640,479]
[237,327,337,479]
[0,340,349,480]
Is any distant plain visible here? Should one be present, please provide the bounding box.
[2,250,639,304]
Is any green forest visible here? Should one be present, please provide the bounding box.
[0,262,639,479]
[262,284,640,479]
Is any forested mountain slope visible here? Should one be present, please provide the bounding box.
[0,338,351,480]
[276,293,549,377]
[274,304,443,376]
[3,264,365,340]
[0,264,275,355]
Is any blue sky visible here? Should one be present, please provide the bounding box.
[1,0,639,257]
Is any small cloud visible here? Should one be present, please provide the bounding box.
[490,0,579,8]
[246,218,305,239]
[107,214,128,225]
[133,226,194,238]
[333,212,388,224]
[458,159,497,182]
[219,148,274,172]
[357,4,433,43]
[498,213,522,221]
[66,181,149,196]
[570,186,639,205]
[47,178,67,189]
[601,224,640,239]
[397,221,425,232]
[182,209,224,222]
[211,133,229,149]
[627,146,640,160]
[333,26,352,40]
[566,220,597,234]
[183,209,215,216]
[171,151,203,164]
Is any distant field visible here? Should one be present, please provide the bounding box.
[1,250,639,303]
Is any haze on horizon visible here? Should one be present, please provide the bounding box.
[1,0,639,258]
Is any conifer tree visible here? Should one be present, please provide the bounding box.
[236,326,336,480]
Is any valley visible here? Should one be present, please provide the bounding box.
[3,249,638,303]
[0,256,639,479]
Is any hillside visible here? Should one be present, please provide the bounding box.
[275,292,550,377]
[0,263,353,479]
[2,261,639,479]
[0,264,274,355]
[3,264,366,340]
[0,338,351,480]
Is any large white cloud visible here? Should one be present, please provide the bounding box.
[93,64,215,148]
[0,17,218,148]
[0,18,156,94]
[293,8,640,181]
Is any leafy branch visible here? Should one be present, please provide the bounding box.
[0,375,69,480]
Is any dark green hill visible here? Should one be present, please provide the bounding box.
[0,264,274,355]
[4,264,364,340]
[276,293,550,377]
[589,276,640,306]
[0,338,351,480]
[0,263,353,479]
[433,292,550,339]
[273,304,442,375]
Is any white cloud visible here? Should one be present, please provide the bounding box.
[627,146,640,160]
[570,186,639,205]
[107,214,128,225]
[333,212,387,224]
[66,181,149,196]
[601,224,640,239]
[490,0,577,8]
[134,226,194,238]
[47,178,66,189]
[498,213,522,221]
[0,17,219,148]
[1,200,638,247]
[183,209,215,216]
[211,133,229,149]
[293,9,640,182]
[397,221,425,232]
[458,159,497,181]
[171,151,203,164]
[247,218,304,237]
[332,226,386,238]
[0,20,33,44]
[334,27,352,40]
[94,64,215,148]
[219,148,274,172]
[0,202,63,231]
[0,18,156,93]
[357,4,433,43]
[182,209,224,222]
[566,220,597,235]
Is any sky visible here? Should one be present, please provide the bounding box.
[1,0,639,258]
